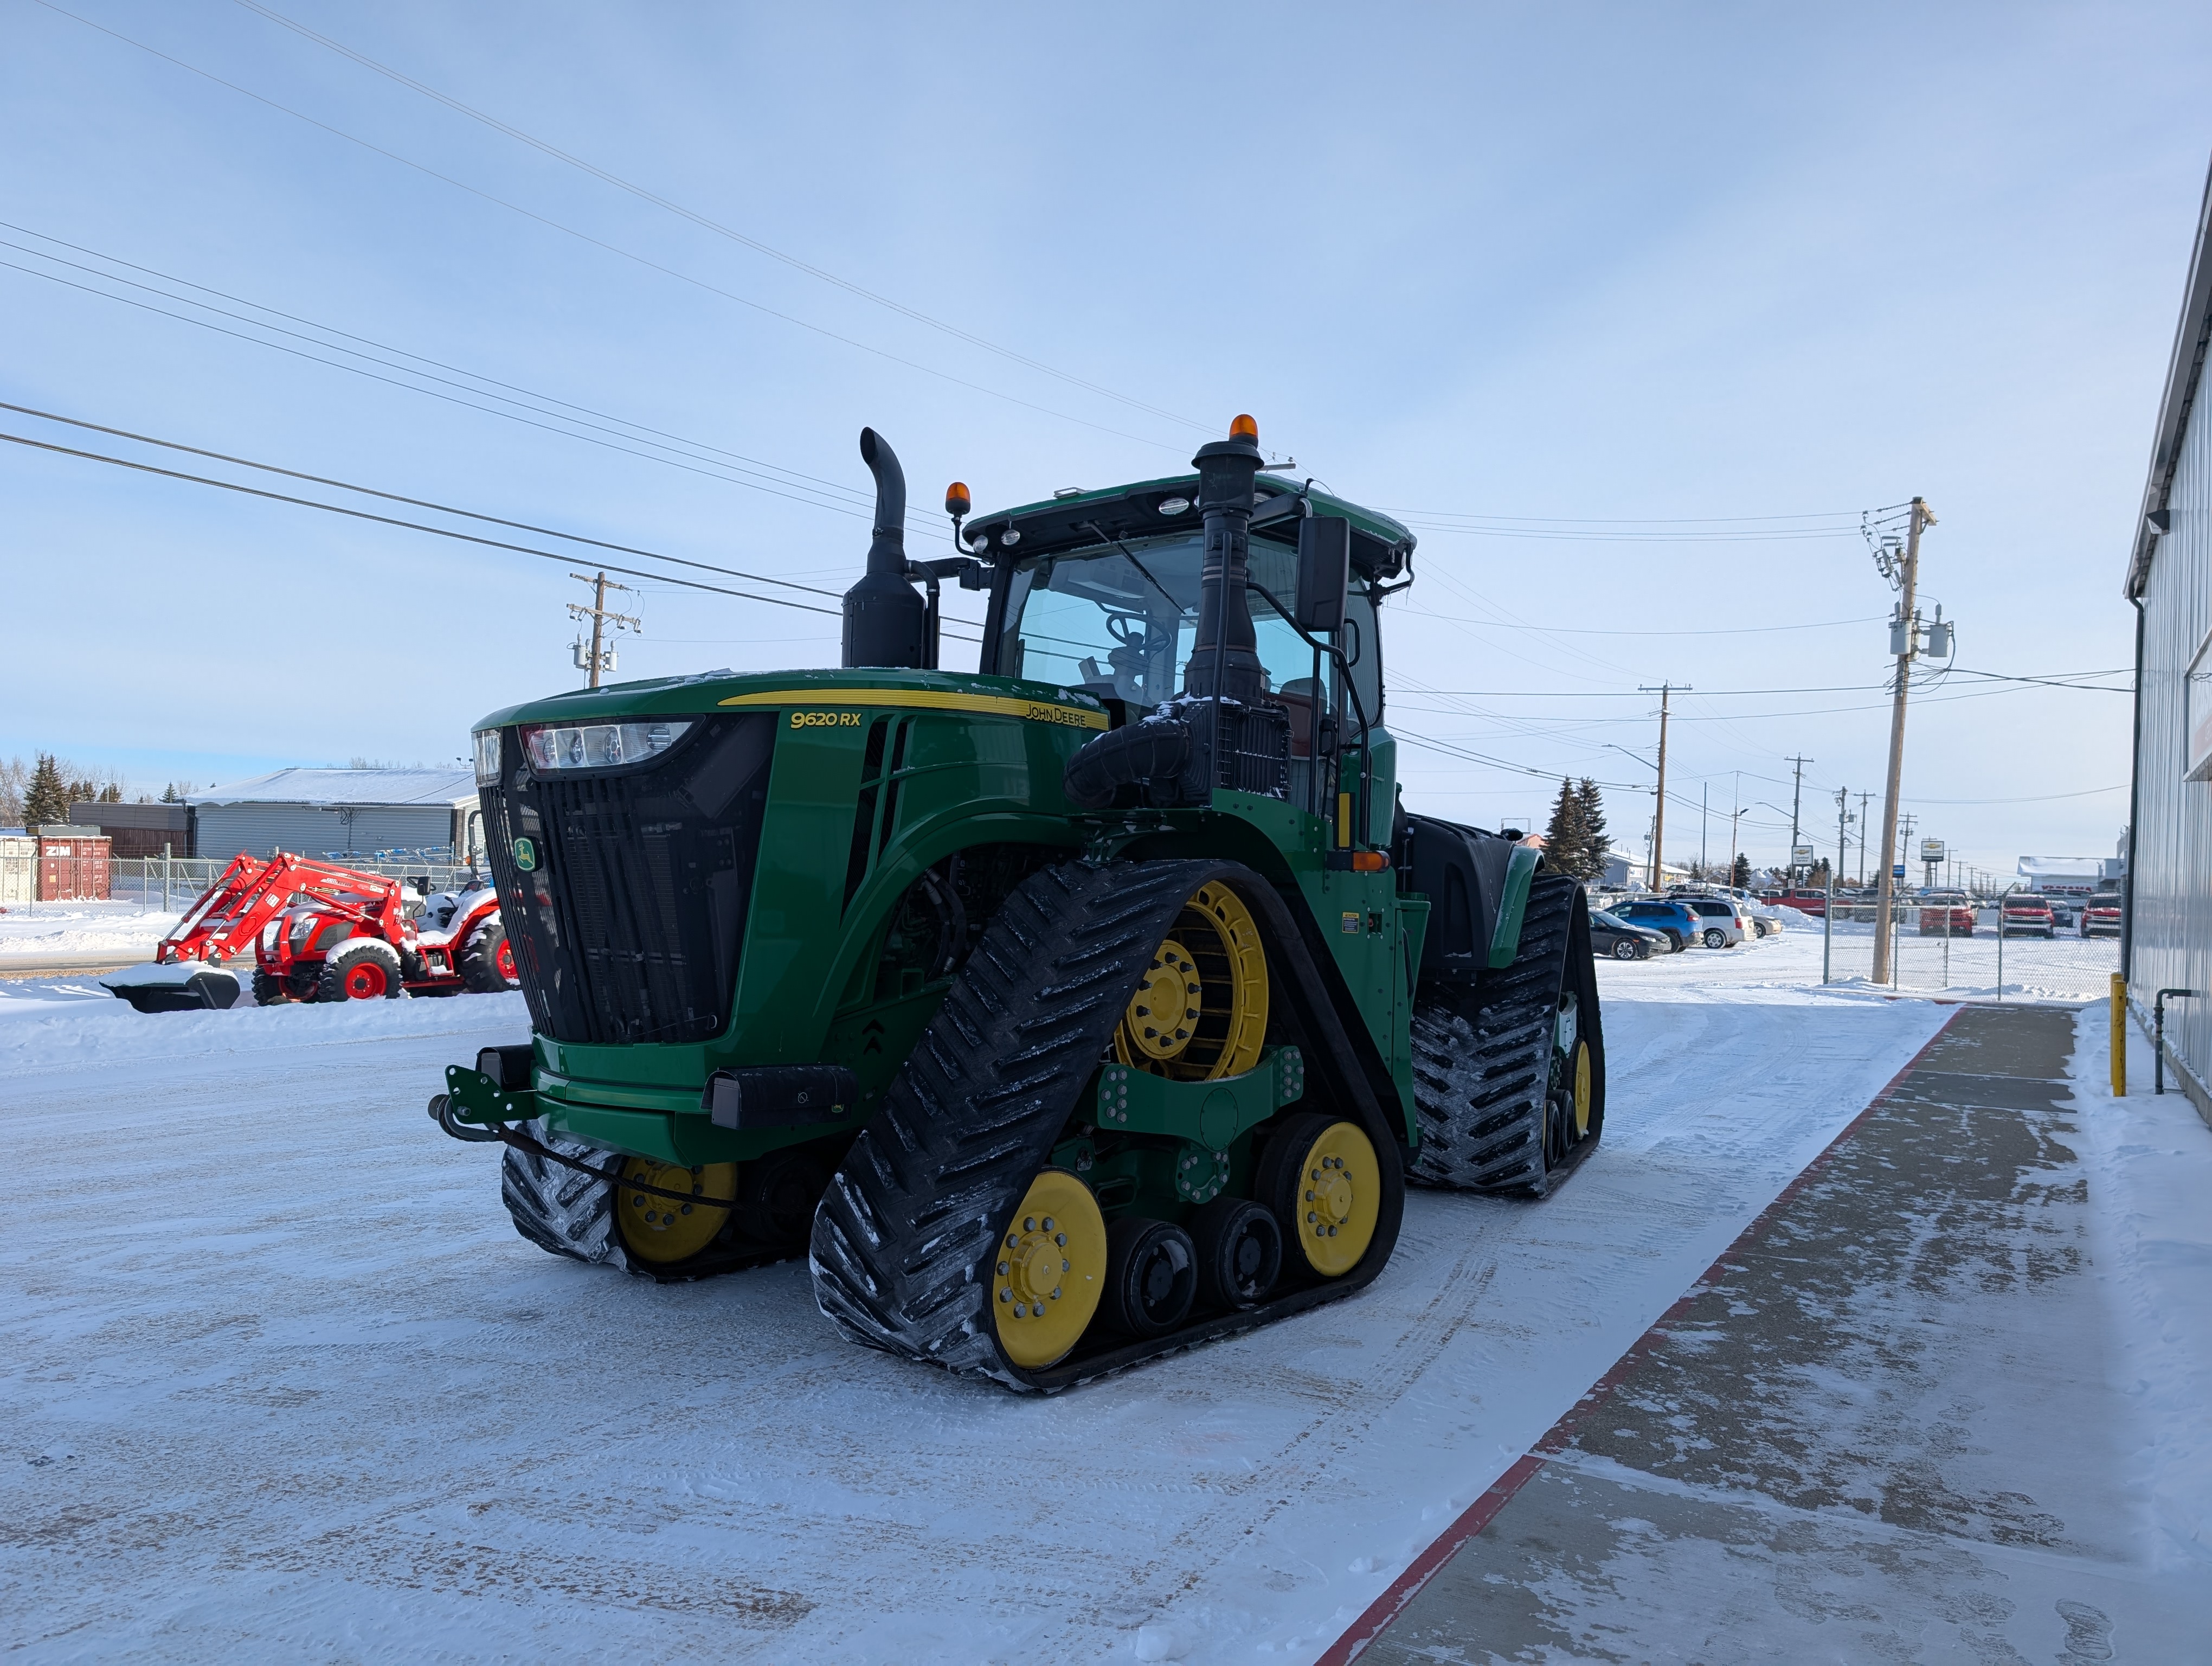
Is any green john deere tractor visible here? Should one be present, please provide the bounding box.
[431,415,1605,1389]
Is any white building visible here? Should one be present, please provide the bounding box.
[2016,855,2123,896]
[2124,152,2212,1122]
[190,769,483,864]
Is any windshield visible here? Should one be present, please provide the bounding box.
[996,533,1381,719]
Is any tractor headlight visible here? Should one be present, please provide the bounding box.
[522,720,692,773]
[473,728,503,785]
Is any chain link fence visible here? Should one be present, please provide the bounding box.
[1820,901,2119,999]
[107,854,486,913]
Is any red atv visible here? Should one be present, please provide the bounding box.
[102,853,519,1013]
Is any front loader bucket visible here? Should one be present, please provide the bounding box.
[100,962,241,1014]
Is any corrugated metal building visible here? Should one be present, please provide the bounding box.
[68,800,194,858]
[189,769,482,863]
[2125,155,2212,1124]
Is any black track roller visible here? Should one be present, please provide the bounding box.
[1102,1216,1199,1337]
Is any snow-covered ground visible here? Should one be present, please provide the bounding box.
[0,898,181,963]
[10,945,2191,1661]
[2070,1004,2212,1568]
[1604,912,2124,1002]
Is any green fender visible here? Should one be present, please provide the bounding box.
[1487,843,1544,969]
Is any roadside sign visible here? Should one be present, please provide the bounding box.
[1790,843,1814,864]
[1893,864,1906,880]
[1920,838,1946,863]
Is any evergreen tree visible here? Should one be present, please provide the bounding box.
[97,781,121,803]
[1541,777,1586,875]
[160,783,179,803]
[23,754,69,828]
[1575,779,1610,881]
[1809,856,1831,888]
[1732,852,1753,889]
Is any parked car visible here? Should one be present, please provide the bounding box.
[1680,895,1748,948]
[1998,894,2057,938]
[2080,889,2124,938]
[1735,894,1786,937]
[1918,893,1976,935]
[2045,896,2079,928]
[1590,909,1668,960]
[1772,887,1831,918]
[1608,898,1700,951]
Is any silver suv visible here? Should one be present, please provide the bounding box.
[1679,895,1748,949]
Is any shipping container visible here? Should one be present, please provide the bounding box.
[37,834,112,901]
[0,835,34,904]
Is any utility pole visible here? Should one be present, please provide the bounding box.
[1835,786,1851,889]
[568,570,641,690]
[1786,755,1814,886]
[1638,683,1688,887]
[1701,783,1709,877]
[1728,770,1744,889]
[1872,499,1934,986]
[1856,791,1873,887]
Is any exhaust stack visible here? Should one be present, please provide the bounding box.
[841,427,928,669]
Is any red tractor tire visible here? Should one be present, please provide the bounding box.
[319,939,406,1003]
[459,919,519,994]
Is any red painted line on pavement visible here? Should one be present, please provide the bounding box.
[1315,1007,1961,1666]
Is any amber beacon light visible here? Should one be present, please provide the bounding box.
[1229,413,1259,441]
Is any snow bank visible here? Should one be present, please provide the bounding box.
[2069,1004,2212,1568]
[0,899,179,961]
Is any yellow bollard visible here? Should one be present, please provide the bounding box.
[2111,973,2127,1097]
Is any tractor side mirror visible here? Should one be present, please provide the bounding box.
[1295,516,1351,635]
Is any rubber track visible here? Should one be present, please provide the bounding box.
[808,860,1224,1387]
[1408,874,1593,1194]
[500,1118,813,1284]
[500,1118,631,1270]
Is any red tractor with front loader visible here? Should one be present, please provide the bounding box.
[101,853,517,1013]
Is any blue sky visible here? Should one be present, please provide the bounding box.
[3,1,2206,876]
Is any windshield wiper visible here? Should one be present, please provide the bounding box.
[1079,520,1182,618]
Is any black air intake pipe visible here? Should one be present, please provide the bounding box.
[1181,423,1267,702]
[841,427,928,669]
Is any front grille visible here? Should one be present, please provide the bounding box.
[480,714,775,1045]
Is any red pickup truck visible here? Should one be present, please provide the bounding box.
[1761,888,1831,918]
[1918,894,1976,935]
[1998,895,2056,937]
[2080,890,2124,938]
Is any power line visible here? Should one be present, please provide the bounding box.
[25,0,1185,454]
[1393,520,1864,544]
[1409,671,2129,698]
[0,422,982,640]
[1906,785,2129,805]
[1412,608,1886,638]
[0,244,914,526]
[0,400,847,603]
[231,0,1217,440]
[1374,507,1864,526]
[0,220,901,519]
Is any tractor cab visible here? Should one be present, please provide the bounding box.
[969,475,1409,711]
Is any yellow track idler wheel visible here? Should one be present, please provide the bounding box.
[614,1158,737,1265]
[1572,1039,1593,1139]
[1112,879,1269,1082]
[1257,1113,1382,1278]
[991,1168,1108,1369]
